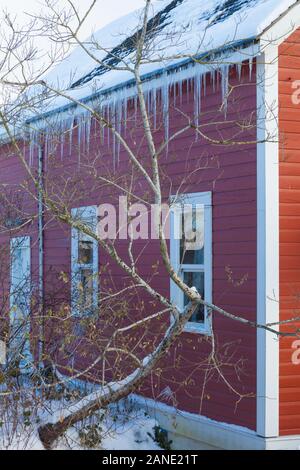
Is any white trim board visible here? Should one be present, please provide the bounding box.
[50,369,300,450]
[131,394,300,450]
[9,236,33,373]
[71,205,99,317]
[255,2,300,438]
[256,46,280,438]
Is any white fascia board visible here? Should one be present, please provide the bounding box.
[259,1,300,49]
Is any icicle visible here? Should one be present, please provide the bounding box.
[173,82,177,107]
[123,95,128,136]
[117,98,122,165]
[221,65,230,116]
[29,129,37,166]
[69,117,74,157]
[78,117,81,166]
[148,89,153,125]
[249,57,253,81]
[179,79,183,105]
[101,106,105,143]
[186,79,190,103]
[161,71,169,151]
[60,129,64,160]
[82,115,86,155]
[153,87,157,130]
[134,94,138,126]
[22,139,26,164]
[216,69,220,92]
[237,62,242,82]
[86,112,91,154]
[107,105,110,148]
[194,66,202,130]
[23,54,256,170]
[112,107,117,171]
[211,70,215,93]
[147,89,151,116]
[92,113,96,139]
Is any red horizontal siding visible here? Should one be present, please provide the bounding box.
[279,28,300,436]
[0,62,257,431]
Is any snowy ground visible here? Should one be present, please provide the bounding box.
[0,389,163,450]
[56,407,162,451]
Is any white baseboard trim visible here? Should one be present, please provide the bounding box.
[130,394,300,450]
[54,372,300,450]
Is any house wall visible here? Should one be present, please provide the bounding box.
[279,28,300,436]
[0,142,40,356]
[0,61,258,430]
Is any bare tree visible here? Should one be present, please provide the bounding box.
[0,0,299,449]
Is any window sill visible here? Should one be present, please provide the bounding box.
[184,322,211,336]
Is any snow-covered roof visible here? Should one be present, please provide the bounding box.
[44,0,297,107]
[10,0,297,167]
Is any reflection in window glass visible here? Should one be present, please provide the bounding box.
[183,271,205,324]
[79,269,93,312]
[180,206,204,265]
[78,240,93,264]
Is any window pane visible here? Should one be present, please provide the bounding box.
[180,206,204,265]
[183,271,205,323]
[78,240,93,264]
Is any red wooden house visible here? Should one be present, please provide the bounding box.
[1,0,300,450]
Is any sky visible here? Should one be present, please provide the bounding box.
[0,0,149,90]
[0,0,147,39]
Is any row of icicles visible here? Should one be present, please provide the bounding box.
[26,60,253,169]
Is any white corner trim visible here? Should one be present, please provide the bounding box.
[256,46,279,438]
[255,0,300,439]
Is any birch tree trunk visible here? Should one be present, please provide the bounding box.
[38,301,198,449]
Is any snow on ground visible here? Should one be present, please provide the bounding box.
[101,413,161,451]
[55,404,162,451]
[0,395,162,450]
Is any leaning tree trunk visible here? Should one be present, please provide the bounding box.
[38,300,198,449]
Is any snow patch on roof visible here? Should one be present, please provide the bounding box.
[45,0,297,102]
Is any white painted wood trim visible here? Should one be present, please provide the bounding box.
[259,2,300,48]
[256,47,279,438]
[9,236,32,371]
[71,206,99,317]
[256,1,300,439]
[10,236,31,302]
[131,394,300,450]
[52,371,300,449]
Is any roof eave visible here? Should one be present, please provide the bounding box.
[26,35,259,126]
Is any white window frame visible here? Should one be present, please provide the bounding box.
[170,192,212,335]
[9,236,33,371]
[71,206,99,317]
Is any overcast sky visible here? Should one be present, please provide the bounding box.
[1,0,147,38]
